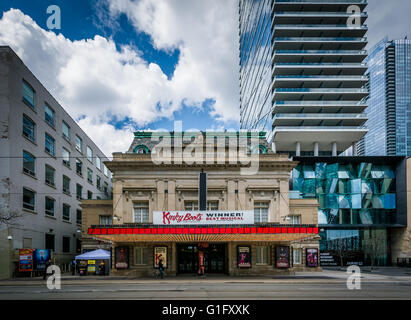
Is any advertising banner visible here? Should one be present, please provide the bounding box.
[237,246,251,268]
[154,247,167,268]
[33,249,51,271]
[153,210,254,225]
[275,246,290,269]
[115,247,129,269]
[306,248,319,268]
[19,249,33,272]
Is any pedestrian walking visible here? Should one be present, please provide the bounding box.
[158,258,164,279]
[70,259,76,275]
[43,259,52,280]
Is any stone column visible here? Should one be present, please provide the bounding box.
[314,142,319,157]
[296,142,301,157]
[332,142,337,157]
[167,180,176,211]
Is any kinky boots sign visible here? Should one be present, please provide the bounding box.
[153,211,255,225]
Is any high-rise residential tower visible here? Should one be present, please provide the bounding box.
[239,0,369,156]
[360,38,411,157]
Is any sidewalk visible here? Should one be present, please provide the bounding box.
[1,267,411,286]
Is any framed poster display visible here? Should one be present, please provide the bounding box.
[154,247,167,268]
[275,246,290,268]
[237,246,251,268]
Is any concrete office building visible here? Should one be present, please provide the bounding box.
[359,38,411,157]
[239,0,369,156]
[0,46,113,279]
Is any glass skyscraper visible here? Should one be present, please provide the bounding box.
[239,0,369,156]
[361,38,411,157]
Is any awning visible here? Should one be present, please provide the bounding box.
[87,225,320,243]
[75,249,111,260]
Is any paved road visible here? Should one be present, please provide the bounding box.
[1,270,411,300]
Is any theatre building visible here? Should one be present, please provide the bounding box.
[81,132,321,276]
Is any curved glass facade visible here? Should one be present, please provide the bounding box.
[239,0,273,140]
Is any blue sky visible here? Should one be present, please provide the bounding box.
[0,0,410,156]
[0,0,240,155]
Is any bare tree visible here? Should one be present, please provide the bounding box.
[363,229,386,270]
[0,206,22,226]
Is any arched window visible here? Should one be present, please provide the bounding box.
[133,145,150,154]
[248,145,268,154]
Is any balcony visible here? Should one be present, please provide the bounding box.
[272,50,367,63]
[272,126,368,153]
[273,37,367,50]
[273,11,368,25]
[273,24,368,38]
[272,113,368,126]
[272,100,368,113]
[273,87,368,101]
[273,62,367,76]
[272,75,368,88]
[272,0,368,13]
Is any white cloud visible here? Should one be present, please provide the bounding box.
[0,4,239,155]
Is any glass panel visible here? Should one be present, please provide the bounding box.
[22,80,35,107]
[45,197,55,216]
[45,105,54,126]
[23,151,35,176]
[23,188,35,210]
[23,115,35,141]
[62,122,70,140]
[75,135,83,152]
[45,133,55,156]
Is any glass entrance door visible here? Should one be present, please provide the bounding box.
[177,243,226,274]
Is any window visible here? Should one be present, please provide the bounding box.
[133,202,149,223]
[76,158,83,176]
[22,80,35,108]
[87,168,93,184]
[133,145,150,154]
[75,135,83,153]
[290,215,301,225]
[104,182,108,195]
[293,248,301,265]
[96,175,101,190]
[207,201,218,211]
[23,151,35,176]
[184,201,198,210]
[87,146,93,163]
[254,202,269,223]
[96,156,101,170]
[96,196,101,200]
[44,104,55,127]
[23,188,35,211]
[256,246,269,265]
[87,190,93,200]
[45,197,55,216]
[99,215,112,225]
[45,165,55,186]
[62,175,70,194]
[103,165,109,177]
[62,148,70,167]
[76,209,82,225]
[45,234,55,251]
[76,184,83,200]
[62,121,70,141]
[63,204,70,221]
[45,133,55,156]
[62,236,70,253]
[135,247,147,265]
[23,115,36,142]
